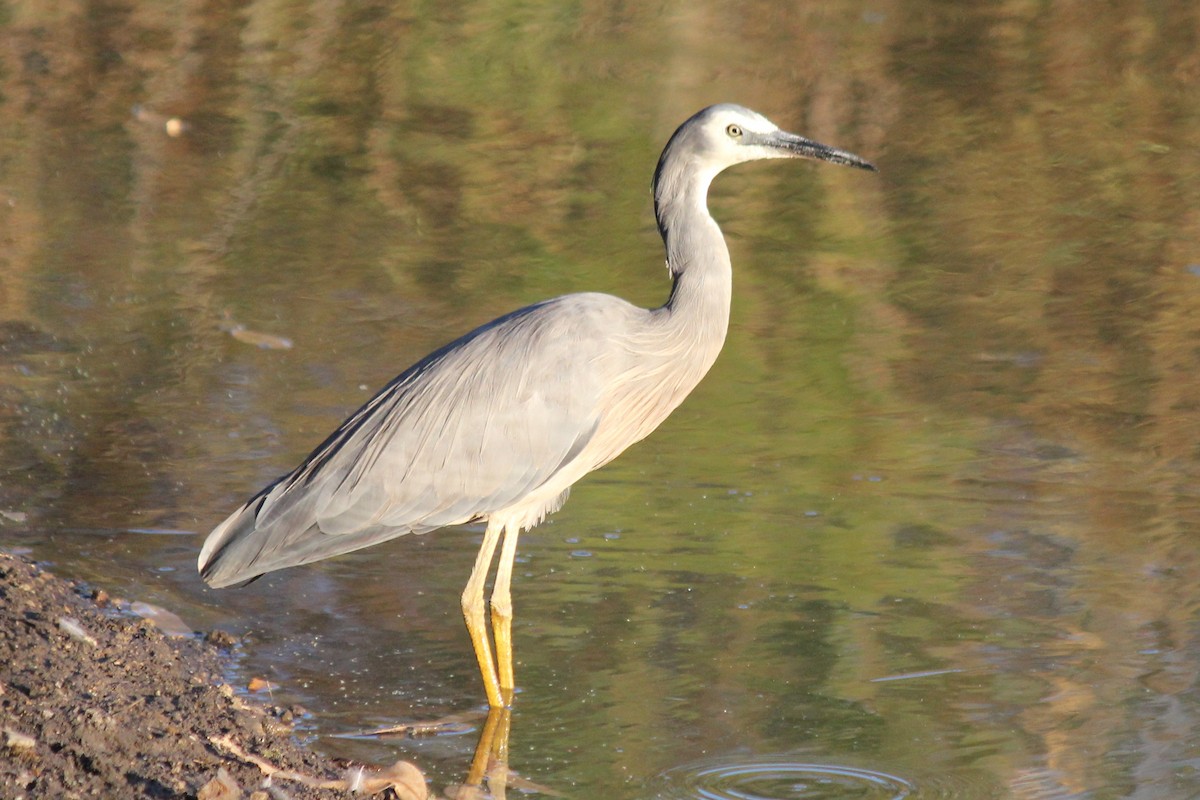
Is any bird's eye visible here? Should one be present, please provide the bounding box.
[726,124,743,138]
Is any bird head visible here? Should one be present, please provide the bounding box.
[665,103,877,175]
[653,104,875,243]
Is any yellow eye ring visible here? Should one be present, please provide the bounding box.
[726,124,743,138]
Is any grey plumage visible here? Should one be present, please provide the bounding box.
[198,104,875,707]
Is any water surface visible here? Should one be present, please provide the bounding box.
[2,2,1199,797]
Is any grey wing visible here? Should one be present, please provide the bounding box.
[198,298,618,587]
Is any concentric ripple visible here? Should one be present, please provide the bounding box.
[654,755,913,800]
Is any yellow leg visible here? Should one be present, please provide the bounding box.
[461,519,505,709]
[490,522,521,703]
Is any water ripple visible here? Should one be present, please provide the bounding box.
[654,755,913,800]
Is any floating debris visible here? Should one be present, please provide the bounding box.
[123,527,195,536]
[347,711,480,738]
[869,667,964,683]
[129,601,194,637]
[131,104,189,138]
[229,326,294,350]
[219,313,294,350]
[247,677,277,693]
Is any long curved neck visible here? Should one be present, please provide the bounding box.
[654,160,732,360]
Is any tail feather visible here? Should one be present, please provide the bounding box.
[199,491,424,587]
[197,498,266,588]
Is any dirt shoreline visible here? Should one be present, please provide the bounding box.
[0,552,426,799]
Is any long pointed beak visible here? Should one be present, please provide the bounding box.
[769,130,877,172]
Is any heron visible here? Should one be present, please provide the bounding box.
[198,104,875,709]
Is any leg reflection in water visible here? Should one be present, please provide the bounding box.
[456,706,512,799]
[208,705,528,796]
[361,706,555,799]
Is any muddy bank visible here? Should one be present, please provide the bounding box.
[0,552,425,799]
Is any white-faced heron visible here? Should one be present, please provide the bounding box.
[198,104,875,708]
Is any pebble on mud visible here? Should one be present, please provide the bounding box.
[206,628,239,649]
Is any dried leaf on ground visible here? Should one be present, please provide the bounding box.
[211,734,428,798]
[198,767,242,800]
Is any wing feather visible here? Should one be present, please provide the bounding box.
[198,295,632,587]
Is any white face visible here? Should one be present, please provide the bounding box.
[689,104,875,173]
[699,106,791,166]
[655,104,874,209]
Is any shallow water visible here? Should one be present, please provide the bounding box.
[655,756,915,800]
[3,2,1200,798]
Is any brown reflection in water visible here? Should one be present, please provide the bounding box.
[880,3,1200,794]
